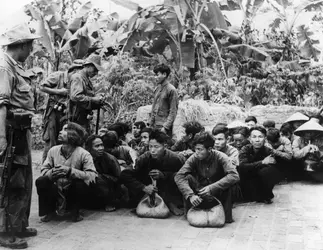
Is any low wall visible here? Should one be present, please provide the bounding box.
[136,100,319,140]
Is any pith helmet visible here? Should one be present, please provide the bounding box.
[0,23,41,46]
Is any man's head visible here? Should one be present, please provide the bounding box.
[245,116,257,129]
[193,132,215,160]
[133,121,146,138]
[1,24,40,62]
[101,131,119,151]
[108,122,131,141]
[232,127,249,150]
[153,64,171,84]
[7,40,34,62]
[58,122,86,147]
[86,135,104,158]
[183,121,205,142]
[280,123,292,140]
[263,120,276,130]
[212,125,229,151]
[249,126,267,149]
[266,128,281,149]
[82,54,104,78]
[149,129,168,159]
[141,127,152,145]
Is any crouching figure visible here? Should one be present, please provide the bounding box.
[36,123,97,222]
[175,132,240,225]
[120,129,184,217]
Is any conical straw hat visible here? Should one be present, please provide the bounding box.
[285,112,309,123]
[294,118,323,136]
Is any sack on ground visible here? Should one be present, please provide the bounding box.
[187,196,225,227]
[136,193,170,219]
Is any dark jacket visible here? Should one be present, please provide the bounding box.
[120,149,184,195]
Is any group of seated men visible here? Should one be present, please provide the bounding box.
[36,111,320,224]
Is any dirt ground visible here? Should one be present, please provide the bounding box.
[21,150,323,250]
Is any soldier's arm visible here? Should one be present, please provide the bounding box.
[40,72,67,96]
[0,68,11,154]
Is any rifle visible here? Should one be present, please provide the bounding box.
[0,126,16,241]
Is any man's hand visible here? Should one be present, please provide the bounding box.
[118,159,126,165]
[198,186,211,197]
[0,137,7,156]
[189,195,202,207]
[304,144,319,154]
[52,165,71,179]
[92,96,104,105]
[149,169,165,180]
[262,155,276,165]
[142,184,158,195]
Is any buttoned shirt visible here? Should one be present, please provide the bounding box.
[150,81,179,130]
[41,145,98,185]
[175,150,240,199]
[0,52,35,111]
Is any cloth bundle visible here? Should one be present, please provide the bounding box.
[187,196,225,227]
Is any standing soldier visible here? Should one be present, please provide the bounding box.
[0,23,40,249]
[40,62,83,162]
[150,64,179,137]
[69,54,105,133]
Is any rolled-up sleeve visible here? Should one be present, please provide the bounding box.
[0,68,13,107]
[41,71,60,88]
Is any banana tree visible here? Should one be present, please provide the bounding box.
[267,0,323,60]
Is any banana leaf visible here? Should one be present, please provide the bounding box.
[227,44,271,61]
[297,24,321,61]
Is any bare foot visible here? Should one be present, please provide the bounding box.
[168,203,184,216]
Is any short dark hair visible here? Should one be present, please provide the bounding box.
[108,122,131,138]
[141,127,152,135]
[85,134,101,152]
[153,64,171,78]
[266,128,280,143]
[249,126,267,136]
[102,131,119,149]
[245,116,257,124]
[263,120,276,128]
[212,125,229,138]
[183,121,204,137]
[280,123,293,136]
[193,132,215,149]
[149,129,168,145]
[232,127,249,138]
[66,122,87,146]
[134,121,146,130]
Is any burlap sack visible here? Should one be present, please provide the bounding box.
[136,193,170,219]
[187,196,225,228]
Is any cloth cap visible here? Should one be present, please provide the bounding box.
[294,118,323,136]
[83,54,104,72]
[0,23,41,46]
[68,59,84,72]
[285,112,309,123]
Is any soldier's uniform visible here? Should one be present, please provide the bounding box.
[69,54,104,133]
[0,51,35,233]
